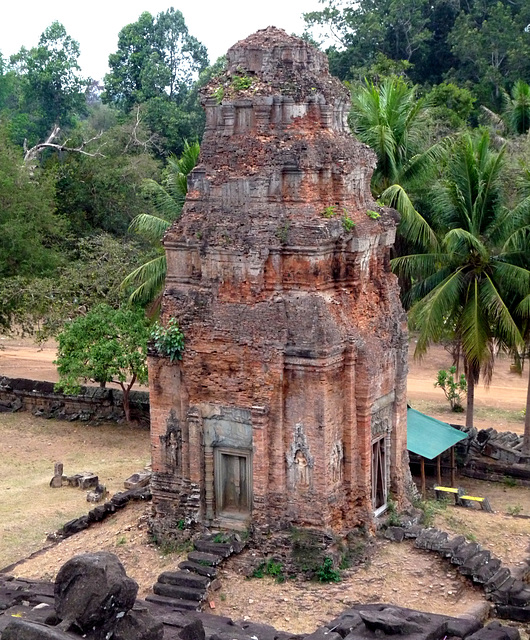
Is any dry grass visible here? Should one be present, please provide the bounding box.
[0,412,150,569]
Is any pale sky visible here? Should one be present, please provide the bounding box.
[1,0,329,82]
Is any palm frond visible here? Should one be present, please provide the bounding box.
[479,275,523,351]
[410,268,465,356]
[460,279,491,373]
[443,228,489,261]
[121,255,167,307]
[381,184,439,251]
[492,261,530,299]
[142,179,183,221]
[128,214,172,242]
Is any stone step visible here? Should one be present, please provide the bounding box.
[496,604,530,622]
[194,540,233,557]
[187,551,223,566]
[158,570,210,589]
[484,567,512,593]
[145,593,201,611]
[179,561,217,578]
[153,581,206,602]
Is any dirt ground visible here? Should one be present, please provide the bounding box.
[1,335,529,633]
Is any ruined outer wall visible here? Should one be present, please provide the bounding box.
[149,28,408,534]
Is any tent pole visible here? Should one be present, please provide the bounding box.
[436,455,442,485]
[450,447,456,487]
[421,457,426,498]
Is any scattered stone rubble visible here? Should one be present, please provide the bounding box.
[384,525,530,622]
[0,551,522,640]
[47,486,151,542]
[455,427,530,485]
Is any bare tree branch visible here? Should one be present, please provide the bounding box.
[23,125,106,164]
[124,106,163,154]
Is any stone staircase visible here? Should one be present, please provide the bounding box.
[145,534,244,612]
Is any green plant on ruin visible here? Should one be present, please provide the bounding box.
[151,317,185,362]
[413,498,448,527]
[315,557,341,583]
[231,75,252,91]
[385,496,401,526]
[503,475,517,488]
[213,86,224,104]
[251,558,285,583]
[342,215,356,232]
[366,209,381,219]
[434,366,467,412]
[275,221,290,244]
[212,532,230,543]
[321,205,338,218]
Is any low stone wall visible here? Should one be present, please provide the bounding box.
[0,376,150,425]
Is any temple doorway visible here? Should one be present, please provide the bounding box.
[372,436,388,515]
[214,448,252,522]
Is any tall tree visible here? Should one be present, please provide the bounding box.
[7,22,88,145]
[103,9,208,153]
[448,3,530,107]
[392,132,530,427]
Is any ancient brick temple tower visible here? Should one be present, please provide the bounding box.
[148,27,409,534]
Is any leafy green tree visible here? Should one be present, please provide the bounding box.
[392,132,530,427]
[0,126,67,278]
[425,82,476,135]
[122,140,200,309]
[7,22,88,145]
[50,117,161,235]
[55,304,150,422]
[448,3,530,107]
[103,9,208,153]
[0,234,155,338]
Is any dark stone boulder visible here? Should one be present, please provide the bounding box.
[113,606,164,640]
[2,619,74,640]
[54,552,138,635]
[179,618,206,640]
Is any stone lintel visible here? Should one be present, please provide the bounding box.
[371,391,396,414]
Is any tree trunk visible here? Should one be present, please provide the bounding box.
[466,368,475,429]
[120,374,136,423]
[523,364,530,455]
[123,388,131,423]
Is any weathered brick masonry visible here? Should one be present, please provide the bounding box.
[148,27,408,534]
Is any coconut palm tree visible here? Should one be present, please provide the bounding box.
[392,131,530,428]
[350,77,446,197]
[503,80,530,135]
[122,140,200,311]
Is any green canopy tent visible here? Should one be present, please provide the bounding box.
[407,407,468,496]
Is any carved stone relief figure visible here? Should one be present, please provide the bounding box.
[160,410,182,471]
[294,450,309,486]
[287,423,314,490]
[330,441,343,483]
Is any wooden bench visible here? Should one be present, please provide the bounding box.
[434,485,464,504]
[457,495,493,512]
